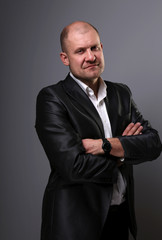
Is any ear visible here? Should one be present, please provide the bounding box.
[60,52,70,66]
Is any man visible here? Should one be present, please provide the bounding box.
[35,21,161,240]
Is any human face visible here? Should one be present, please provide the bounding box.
[60,27,105,83]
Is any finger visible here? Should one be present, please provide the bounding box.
[126,122,142,136]
[122,123,135,136]
[133,125,143,135]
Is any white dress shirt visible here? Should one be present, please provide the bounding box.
[70,72,126,205]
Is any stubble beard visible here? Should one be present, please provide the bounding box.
[83,61,104,79]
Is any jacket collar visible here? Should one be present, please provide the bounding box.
[62,74,105,137]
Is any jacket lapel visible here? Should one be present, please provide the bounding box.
[62,74,105,137]
[104,82,119,137]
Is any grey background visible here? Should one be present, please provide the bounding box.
[1,0,162,239]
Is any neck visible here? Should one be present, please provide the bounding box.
[70,72,100,98]
[81,78,100,98]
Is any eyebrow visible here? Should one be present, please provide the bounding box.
[75,44,100,53]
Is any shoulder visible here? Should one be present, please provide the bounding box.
[38,80,63,97]
[37,74,76,99]
[104,80,132,96]
[36,78,71,107]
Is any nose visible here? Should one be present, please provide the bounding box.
[85,49,96,62]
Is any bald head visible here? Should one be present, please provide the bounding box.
[60,21,100,52]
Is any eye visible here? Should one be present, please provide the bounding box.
[91,45,100,51]
[76,49,84,54]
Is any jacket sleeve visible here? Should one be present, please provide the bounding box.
[118,85,162,164]
[35,87,118,184]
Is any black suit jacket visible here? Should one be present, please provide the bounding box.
[35,74,161,240]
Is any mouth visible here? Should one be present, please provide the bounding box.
[84,63,99,69]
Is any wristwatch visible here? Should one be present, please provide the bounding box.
[102,138,112,156]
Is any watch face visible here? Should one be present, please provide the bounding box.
[102,139,112,154]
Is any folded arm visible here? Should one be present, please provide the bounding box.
[82,102,161,165]
[82,122,143,158]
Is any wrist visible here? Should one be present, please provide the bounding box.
[102,138,112,156]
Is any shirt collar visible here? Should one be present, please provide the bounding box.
[70,72,107,101]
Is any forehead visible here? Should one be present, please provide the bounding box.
[67,27,100,50]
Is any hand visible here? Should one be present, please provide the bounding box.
[122,122,143,136]
[82,139,104,155]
